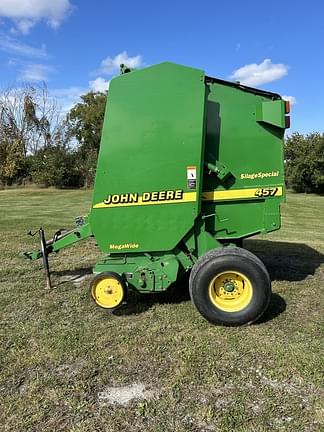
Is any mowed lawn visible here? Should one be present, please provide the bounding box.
[0,189,323,432]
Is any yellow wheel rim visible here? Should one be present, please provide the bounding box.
[208,271,253,312]
[91,276,124,309]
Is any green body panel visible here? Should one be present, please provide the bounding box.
[256,99,286,129]
[202,80,285,240]
[90,62,206,254]
[204,82,285,190]
[25,61,288,294]
[94,253,179,292]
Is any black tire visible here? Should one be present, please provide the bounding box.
[189,247,271,326]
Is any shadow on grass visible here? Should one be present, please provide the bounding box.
[244,239,324,282]
[52,267,93,286]
[114,275,191,317]
[257,293,286,324]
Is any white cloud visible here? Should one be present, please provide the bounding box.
[230,59,288,86]
[10,19,35,35]
[0,0,73,33]
[0,33,47,57]
[89,77,110,93]
[52,79,109,115]
[18,63,54,82]
[51,86,86,114]
[282,95,297,105]
[97,51,142,75]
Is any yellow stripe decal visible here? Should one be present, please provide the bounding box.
[93,191,197,209]
[93,186,283,209]
[202,186,283,202]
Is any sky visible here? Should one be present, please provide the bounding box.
[0,0,323,134]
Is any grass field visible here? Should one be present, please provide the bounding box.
[0,189,323,432]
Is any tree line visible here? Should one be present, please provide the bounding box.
[0,84,323,194]
[0,84,106,189]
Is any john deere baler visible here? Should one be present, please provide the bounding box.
[24,62,290,325]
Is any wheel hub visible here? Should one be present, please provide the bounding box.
[223,281,235,292]
[208,271,253,312]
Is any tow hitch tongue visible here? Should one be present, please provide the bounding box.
[24,219,92,289]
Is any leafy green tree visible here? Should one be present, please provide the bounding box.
[67,92,107,187]
[285,132,324,194]
[29,145,82,188]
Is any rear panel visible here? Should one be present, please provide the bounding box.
[90,62,206,253]
[202,80,286,239]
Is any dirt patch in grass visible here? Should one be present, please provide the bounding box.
[98,383,157,407]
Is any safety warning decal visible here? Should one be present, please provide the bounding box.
[187,166,197,189]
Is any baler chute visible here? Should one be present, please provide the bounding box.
[24,61,290,325]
